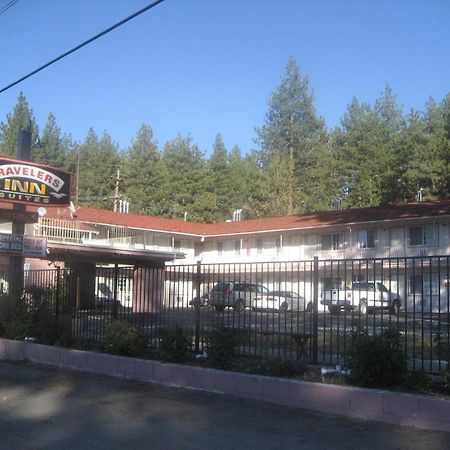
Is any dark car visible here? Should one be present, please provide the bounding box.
[95,282,121,309]
[208,281,269,312]
[189,293,209,308]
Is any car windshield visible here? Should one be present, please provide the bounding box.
[352,282,374,290]
[269,291,289,298]
[212,283,231,291]
[256,285,269,294]
[98,283,112,297]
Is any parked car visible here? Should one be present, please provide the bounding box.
[189,293,209,308]
[252,290,312,313]
[95,282,121,309]
[208,281,269,312]
[321,281,402,315]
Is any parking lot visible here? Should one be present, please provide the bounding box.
[1,360,449,450]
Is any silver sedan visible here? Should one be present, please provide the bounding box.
[252,290,312,312]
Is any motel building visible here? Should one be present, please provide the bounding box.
[0,198,449,314]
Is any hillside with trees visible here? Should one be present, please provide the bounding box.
[1,58,449,223]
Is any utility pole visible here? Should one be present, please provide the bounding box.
[8,130,31,298]
[75,152,80,207]
[287,113,294,216]
[113,167,121,212]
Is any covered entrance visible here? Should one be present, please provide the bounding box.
[27,241,184,313]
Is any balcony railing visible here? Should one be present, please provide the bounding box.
[32,218,449,262]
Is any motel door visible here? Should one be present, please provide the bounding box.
[389,227,404,257]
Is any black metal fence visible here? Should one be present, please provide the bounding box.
[0,256,449,373]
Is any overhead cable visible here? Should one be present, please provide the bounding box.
[0,0,20,16]
[0,0,166,94]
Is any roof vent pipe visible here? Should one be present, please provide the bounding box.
[232,209,241,221]
[416,188,424,202]
[118,199,129,213]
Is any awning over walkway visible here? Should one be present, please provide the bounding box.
[46,241,184,267]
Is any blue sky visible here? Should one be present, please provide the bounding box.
[1,0,449,155]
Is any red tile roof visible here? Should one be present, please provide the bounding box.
[25,199,450,237]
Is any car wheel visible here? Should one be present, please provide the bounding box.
[233,299,245,312]
[214,305,225,312]
[359,301,367,315]
[279,302,289,313]
[329,305,340,315]
[390,300,401,315]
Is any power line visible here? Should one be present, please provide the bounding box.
[0,0,166,94]
[0,0,20,16]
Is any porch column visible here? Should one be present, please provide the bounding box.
[67,262,96,309]
[133,266,164,313]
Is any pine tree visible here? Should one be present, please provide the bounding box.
[333,85,406,207]
[73,128,120,208]
[122,124,161,215]
[206,133,233,221]
[33,112,69,168]
[256,57,327,215]
[0,92,39,158]
[159,135,210,221]
[402,97,450,200]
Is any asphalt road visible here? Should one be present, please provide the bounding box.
[0,361,449,450]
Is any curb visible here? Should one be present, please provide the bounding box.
[1,338,449,433]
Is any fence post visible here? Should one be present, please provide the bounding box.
[113,264,119,319]
[312,256,319,364]
[75,277,81,317]
[55,266,60,320]
[194,260,201,353]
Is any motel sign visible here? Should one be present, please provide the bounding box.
[0,157,71,206]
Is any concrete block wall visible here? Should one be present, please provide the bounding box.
[1,338,449,433]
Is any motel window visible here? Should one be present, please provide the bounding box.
[194,242,202,257]
[256,236,281,255]
[409,224,437,246]
[322,277,344,291]
[409,273,439,295]
[217,240,238,256]
[321,233,344,251]
[118,278,128,293]
[357,229,376,249]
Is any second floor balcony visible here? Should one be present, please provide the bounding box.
[31,217,450,264]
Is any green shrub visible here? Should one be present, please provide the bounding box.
[0,293,72,345]
[348,326,407,388]
[443,369,450,394]
[104,320,147,357]
[255,357,300,377]
[159,326,190,362]
[207,327,237,369]
[434,332,450,363]
[402,371,431,393]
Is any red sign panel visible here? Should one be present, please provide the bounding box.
[0,208,39,223]
[0,157,71,206]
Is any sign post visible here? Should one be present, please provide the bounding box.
[1,131,71,298]
[8,130,31,298]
